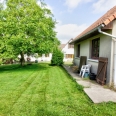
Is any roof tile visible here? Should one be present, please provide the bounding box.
[113,13,116,18]
[104,19,111,25]
[72,6,116,42]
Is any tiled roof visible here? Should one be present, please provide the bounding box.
[59,44,66,50]
[72,5,116,42]
[59,38,74,50]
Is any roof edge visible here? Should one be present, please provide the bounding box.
[70,25,102,44]
[70,6,116,44]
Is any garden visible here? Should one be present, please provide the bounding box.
[0,63,116,116]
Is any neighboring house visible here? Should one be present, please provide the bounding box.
[70,6,116,87]
[18,53,52,62]
[60,39,74,62]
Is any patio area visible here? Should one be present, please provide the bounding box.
[63,64,116,103]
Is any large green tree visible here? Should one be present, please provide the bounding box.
[0,0,60,65]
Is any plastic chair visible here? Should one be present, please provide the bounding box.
[79,64,91,78]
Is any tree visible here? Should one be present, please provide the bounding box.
[0,0,60,65]
[51,48,64,66]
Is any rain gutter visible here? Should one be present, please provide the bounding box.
[98,24,116,41]
[70,26,100,44]
[98,24,116,88]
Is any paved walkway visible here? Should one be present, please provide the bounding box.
[63,65,116,103]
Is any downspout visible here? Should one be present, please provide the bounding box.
[98,24,116,41]
[98,24,116,88]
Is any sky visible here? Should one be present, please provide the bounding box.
[43,0,116,44]
[0,0,116,44]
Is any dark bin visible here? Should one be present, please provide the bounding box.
[89,73,96,80]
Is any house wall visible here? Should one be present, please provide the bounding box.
[87,60,98,74]
[22,53,52,62]
[74,30,112,83]
[80,40,90,57]
[99,32,112,83]
[112,20,116,87]
[73,57,80,66]
[62,43,74,62]
[62,44,74,54]
[74,40,90,58]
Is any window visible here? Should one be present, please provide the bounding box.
[68,43,74,48]
[91,38,100,59]
[45,54,49,57]
[76,44,80,57]
[65,54,73,58]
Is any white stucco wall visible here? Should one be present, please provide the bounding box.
[62,43,74,62]
[20,53,52,62]
[87,60,98,74]
[74,57,80,66]
[80,40,90,57]
[62,44,74,54]
[99,32,112,83]
[112,20,116,87]
[74,31,112,84]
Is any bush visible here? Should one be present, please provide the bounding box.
[51,49,64,66]
[0,59,2,65]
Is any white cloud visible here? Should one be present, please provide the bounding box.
[65,0,81,9]
[0,0,4,3]
[55,22,88,43]
[46,4,54,13]
[93,0,116,13]
[37,1,53,13]
[37,1,41,6]
[64,0,93,11]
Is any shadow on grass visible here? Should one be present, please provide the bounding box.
[36,108,59,116]
[0,63,51,73]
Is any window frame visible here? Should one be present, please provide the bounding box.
[68,43,74,48]
[45,54,49,57]
[76,44,80,57]
[91,38,100,59]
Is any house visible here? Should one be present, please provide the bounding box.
[60,39,74,62]
[18,53,52,62]
[70,6,116,87]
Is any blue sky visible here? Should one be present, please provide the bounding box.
[43,0,116,43]
[0,0,116,44]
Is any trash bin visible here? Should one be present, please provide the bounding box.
[89,73,96,80]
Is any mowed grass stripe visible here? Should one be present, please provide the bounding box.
[9,65,50,116]
[0,64,46,114]
[0,71,40,114]
[45,66,88,116]
[0,64,116,116]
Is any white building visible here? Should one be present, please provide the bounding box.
[60,39,74,62]
[18,53,52,62]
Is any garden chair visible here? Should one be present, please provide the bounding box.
[79,64,91,78]
[78,56,87,73]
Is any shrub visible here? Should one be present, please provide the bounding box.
[0,59,2,65]
[51,49,64,66]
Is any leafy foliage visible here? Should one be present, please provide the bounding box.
[51,48,64,66]
[0,0,60,65]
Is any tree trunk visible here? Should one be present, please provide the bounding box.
[20,52,25,66]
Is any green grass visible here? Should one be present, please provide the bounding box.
[64,61,73,66]
[0,63,116,116]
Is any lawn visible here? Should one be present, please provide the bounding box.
[0,63,116,116]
